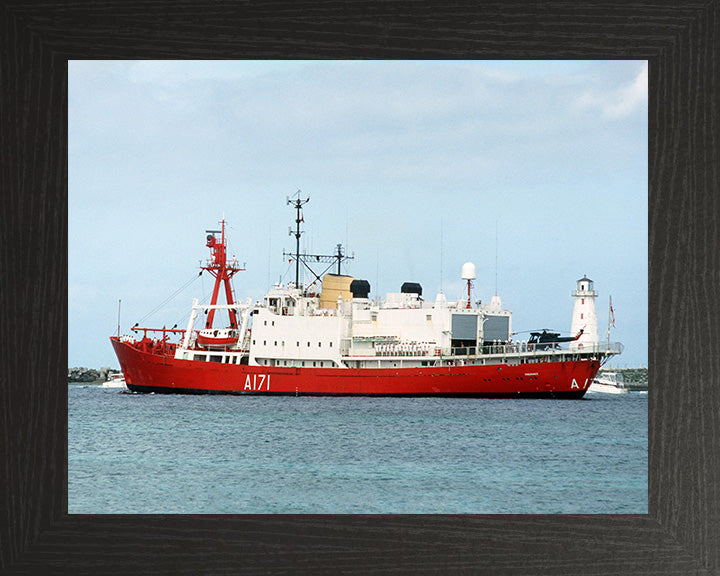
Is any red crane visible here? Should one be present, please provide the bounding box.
[202,218,244,329]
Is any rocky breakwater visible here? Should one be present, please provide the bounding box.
[620,368,648,391]
[68,366,119,384]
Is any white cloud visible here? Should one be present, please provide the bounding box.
[576,62,648,118]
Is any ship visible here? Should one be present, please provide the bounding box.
[587,371,629,394]
[102,372,127,389]
[110,196,623,398]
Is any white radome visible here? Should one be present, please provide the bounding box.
[461,262,476,280]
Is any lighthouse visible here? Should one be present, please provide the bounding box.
[570,276,599,351]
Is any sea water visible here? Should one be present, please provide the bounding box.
[68,386,647,514]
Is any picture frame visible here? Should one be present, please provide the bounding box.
[2,2,717,573]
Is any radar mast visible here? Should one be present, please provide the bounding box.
[283,192,354,288]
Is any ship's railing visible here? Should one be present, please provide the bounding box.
[130,326,187,341]
[375,349,433,357]
[366,341,623,358]
[451,341,624,357]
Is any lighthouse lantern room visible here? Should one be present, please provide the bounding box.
[570,276,599,351]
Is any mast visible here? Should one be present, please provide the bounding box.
[334,244,344,274]
[287,191,309,287]
[283,193,353,287]
[202,218,244,329]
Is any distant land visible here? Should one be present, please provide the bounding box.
[68,366,120,385]
[608,367,648,391]
[68,367,648,390]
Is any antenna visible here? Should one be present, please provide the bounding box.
[495,220,498,296]
[117,299,121,337]
[376,248,379,301]
[267,227,272,288]
[335,244,343,275]
[440,217,444,294]
[282,195,353,287]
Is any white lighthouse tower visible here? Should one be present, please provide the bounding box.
[570,276,599,351]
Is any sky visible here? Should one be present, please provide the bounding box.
[69,60,648,369]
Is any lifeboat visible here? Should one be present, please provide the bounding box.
[196,328,239,350]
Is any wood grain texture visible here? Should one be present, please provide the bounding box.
[1,1,718,574]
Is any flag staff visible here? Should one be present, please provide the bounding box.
[606,295,615,347]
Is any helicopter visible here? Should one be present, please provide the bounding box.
[515,328,585,350]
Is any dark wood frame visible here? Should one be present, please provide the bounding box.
[2,2,718,574]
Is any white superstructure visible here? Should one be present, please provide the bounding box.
[173,268,518,370]
[570,276,599,351]
[244,281,497,369]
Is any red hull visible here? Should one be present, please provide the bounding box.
[111,338,600,399]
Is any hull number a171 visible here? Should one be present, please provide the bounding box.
[244,374,270,391]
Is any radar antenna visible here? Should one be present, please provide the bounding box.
[283,193,354,287]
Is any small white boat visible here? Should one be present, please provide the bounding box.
[102,373,127,389]
[588,371,628,394]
